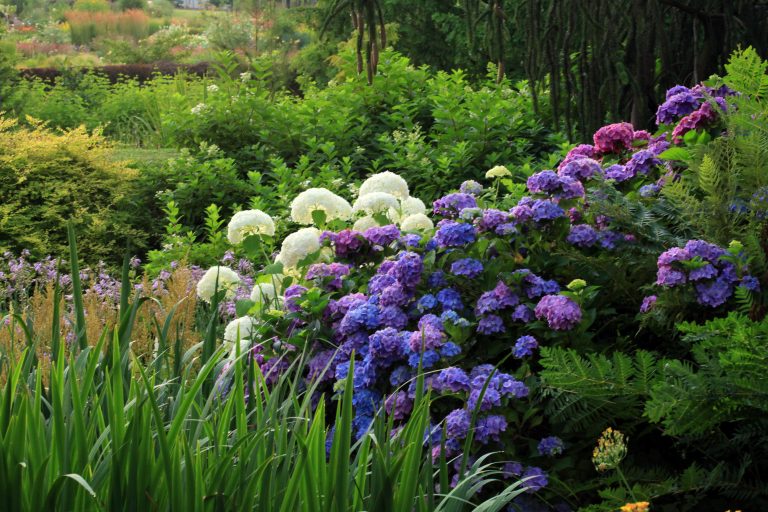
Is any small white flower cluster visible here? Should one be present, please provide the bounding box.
[486,165,511,179]
[190,103,209,115]
[352,171,432,232]
[290,188,352,225]
[227,209,275,244]
[207,84,219,93]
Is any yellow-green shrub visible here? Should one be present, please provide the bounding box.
[0,117,148,265]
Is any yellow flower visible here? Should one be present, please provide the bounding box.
[620,502,649,512]
[592,427,627,472]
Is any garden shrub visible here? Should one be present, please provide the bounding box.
[196,48,768,511]
[0,118,148,265]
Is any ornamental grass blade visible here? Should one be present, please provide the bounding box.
[67,222,87,350]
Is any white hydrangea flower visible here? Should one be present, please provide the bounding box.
[224,316,256,344]
[275,227,321,269]
[485,165,511,179]
[353,216,379,232]
[401,196,426,216]
[400,213,434,232]
[290,188,352,225]
[358,171,410,199]
[227,209,275,244]
[223,317,257,360]
[250,282,280,310]
[352,192,399,216]
[196,266,240,303]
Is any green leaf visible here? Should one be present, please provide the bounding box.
[658,147,691,161]
[236,299,256,317]
[311,208,327,227]
[262,262,284,275]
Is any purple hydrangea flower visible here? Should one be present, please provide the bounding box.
[460,180,484,196]
[626,149,661,176]
[531,200,564,222]
[433,193,478,218]
[364,225,401,246]
[477,314,505,335]
[451,258,484,278]
[445,409,471,439]
[527,171,562,194]
[521,466,549,492]
[434,221,476,247]
[537,436,564,456]
[437,288,464,311]
[534,295,582,331]
[639,295,658,313]
[567,224,599,247]
[475,415,508,444]
[477,209,512,234]
[605,164,633,182]
[558,158,602,181]
[434,367,471,393]
[305,262,350,290]
[512,335,539,358]
[283,284,308,313]
[656,87,702,125]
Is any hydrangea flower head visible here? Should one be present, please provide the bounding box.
[352,192,400,216]
[593,122,635,154]
[433,193,478,218]
[227,209,275,244]
[275,227,322,269]
[450,258,484,278]
[534,295,582,330]
[400,213,434,232]
[434,221,476,247]
[460,180,484,195]
[486,165,511,179]
[197,266,241,303]
[558,157,602,181]
[512,335,539,358]
[290,188,352,225]
[537,436,565,456]
[359,171,410,199]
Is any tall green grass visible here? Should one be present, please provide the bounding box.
[0,234,526,511]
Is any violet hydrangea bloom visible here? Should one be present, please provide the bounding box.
[364,225,401,246]
[433,193,478,218]
[450,258,484,278]
[534,295,582,331]
[434,221,476,247]
[305,262,350,290]
[512,335,539,358]
[640,295,658,313]
[475,415,508,444]
[626,149,662,176]
[537,436,564,456]
[566,224,598,247]
[459,180,484,196]
[445,409,471,440]
[434,367,471,393]
[656,86,702,125]
[527,170,562,194]
[671,101,721,143]
[558,157,602,181]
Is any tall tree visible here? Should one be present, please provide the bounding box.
[516,0,768,139]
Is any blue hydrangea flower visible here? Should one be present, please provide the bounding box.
[451,258,484,278]
[444,409,471,439]
[537,436,565,456]
[434,367,471,393]
[437,288,464,311]
[512,335,539,358]
[567,224,599,247]
[434,221,476,247]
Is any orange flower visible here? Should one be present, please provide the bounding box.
[620,502,650,512]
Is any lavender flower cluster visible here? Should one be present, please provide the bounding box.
[655,240,756,307]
